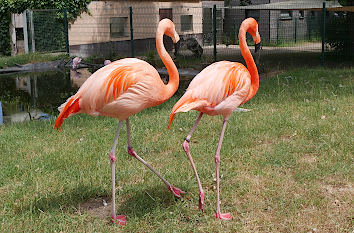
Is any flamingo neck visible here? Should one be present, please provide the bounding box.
[239,26,259,103]
[156,29,179,100]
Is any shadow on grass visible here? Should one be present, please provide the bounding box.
[20,182,185,220]
[117,184,185,218]
[20,185,107,215]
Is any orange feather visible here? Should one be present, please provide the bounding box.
[54,98,80,130]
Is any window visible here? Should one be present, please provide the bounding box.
[110,17,127,38]
[279,10,292,20]
[299,10,304,19]
[181,15,193,32]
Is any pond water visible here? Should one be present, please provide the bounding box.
[0,68,192,125]
[0,68,92,125]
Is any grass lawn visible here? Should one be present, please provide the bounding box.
[0,68,353,232]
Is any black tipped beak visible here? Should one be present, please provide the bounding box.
[174,41,181,56]
[175,40,181,48]
[255,42,261,53]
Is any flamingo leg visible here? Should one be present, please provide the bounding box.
[126,119,185,198]
[182,112,205,211]
[110,121,127,225]
[215,118,232,220]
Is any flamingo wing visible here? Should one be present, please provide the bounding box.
[169,61,251,128]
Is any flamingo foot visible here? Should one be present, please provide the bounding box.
[199,191,205,211]
[215,212,232,220]
[168,185,186,198]
[127,147,137,158]
[111,215,127,226]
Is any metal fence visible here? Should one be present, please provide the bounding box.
[17,4,353,69]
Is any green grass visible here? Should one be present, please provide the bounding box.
[0,68,353,232]
[0,53,69,69]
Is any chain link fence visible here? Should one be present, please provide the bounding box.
[15,4,352,70]
[69,3,352,70]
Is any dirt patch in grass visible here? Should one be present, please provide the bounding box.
[79,196,112,220]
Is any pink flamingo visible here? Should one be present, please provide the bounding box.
[72,57,82,70]
[168,18,261,220]
[54,19,184,225]
[104,60,112,66]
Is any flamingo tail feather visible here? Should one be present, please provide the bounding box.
[54,98,80,130]
[168,96,208,129]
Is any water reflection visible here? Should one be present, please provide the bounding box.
[0,68,92,125]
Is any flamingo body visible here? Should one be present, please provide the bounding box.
[54,19,184,225]
[169,61,251,126]
[56,58,168,129]
[169,18,261,220]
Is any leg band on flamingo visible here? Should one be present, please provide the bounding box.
[109,152,116,163]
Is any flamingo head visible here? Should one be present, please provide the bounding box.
[158,18,180,44]
[243,18,261,52]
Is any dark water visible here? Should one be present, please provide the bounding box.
[0,69,92,125]
[0,68,192,125]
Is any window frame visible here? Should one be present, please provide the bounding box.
[110,17,128,38]
[181,15,193,32]
[279,10,293,20]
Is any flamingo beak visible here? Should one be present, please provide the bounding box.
[255,42,261,53]
[173,30,180,44]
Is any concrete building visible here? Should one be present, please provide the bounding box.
[69,0,224,57]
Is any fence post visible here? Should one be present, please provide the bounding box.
[129,6,134,57]
[29,10,35,52]
[294,16,297,43]
[0,102,3,125]
[213,5,217,62]
[64,8,70,54]
[23,10,29,53]
[276,18,279,45]
[321,2,326,67]
[308,16,311,41]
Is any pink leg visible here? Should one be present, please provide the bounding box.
[182,112,205,211]
[110,121,127,225]
[126,119,185,198]
[214,118,232,220]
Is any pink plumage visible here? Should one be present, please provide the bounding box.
[169,18,261,220]
[54,19,184,225]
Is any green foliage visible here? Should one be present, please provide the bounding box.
[144,50,158,67]
[0,0,92,55]
[240,0,252,6]
[32,10,66,52]
[338,0,354,6]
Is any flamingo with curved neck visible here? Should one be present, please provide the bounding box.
[168,18,261,220]
[54,19,184,225]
